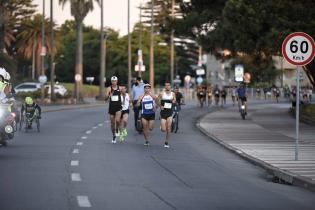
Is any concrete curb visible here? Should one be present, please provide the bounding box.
[42,103,105,113]
[196,113,315,193]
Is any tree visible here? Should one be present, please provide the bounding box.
[59,0,100,100]
[17,15,58,78]
[178,0,315,86]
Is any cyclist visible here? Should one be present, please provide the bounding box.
[174,86,185,109]
[237,83,248,115]
[132,77,144,130]
[105,76,122,144]
[137,84,157,146]
[196,85,206,108]
[119,84,131,141]
[0,67,11,103]
[21,97,42,129]
[158,81,176,148]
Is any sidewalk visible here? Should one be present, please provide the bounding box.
[198,102,315,191]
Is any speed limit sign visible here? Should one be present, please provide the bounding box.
[282,32,315,66]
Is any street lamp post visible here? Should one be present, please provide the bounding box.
[127,0,132,92]
[50,0,55,101]
[170,0,175,86]
[41,0,46,102]
[149,0,154,89]
[99,0,105,98]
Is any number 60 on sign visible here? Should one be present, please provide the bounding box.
[282,32,315,66]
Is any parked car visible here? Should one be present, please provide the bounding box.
[14,83,41,93]
[45,84,68,96]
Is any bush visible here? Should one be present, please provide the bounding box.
[15,90,43,100]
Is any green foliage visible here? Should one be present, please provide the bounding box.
[15,89,42,100]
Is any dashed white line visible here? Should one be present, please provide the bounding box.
[71,173,82,182]
[71,160,79,166]
[81,136,87,139]
[92,126,98,129]
[86,130,92,134]
[73,149,79,154]
[77,196,92,208]
[98,123,103,127]
[77,142,83,146]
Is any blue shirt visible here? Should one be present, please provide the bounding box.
[132,83,145,101]
[237,88,246,98]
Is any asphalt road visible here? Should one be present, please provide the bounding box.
[0,104,314,210]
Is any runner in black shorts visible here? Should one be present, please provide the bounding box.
[137,84,157,146]
[158,81,176,148]
[105,76,122,144]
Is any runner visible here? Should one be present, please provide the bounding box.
[158,81,176,148]
[137,84,157,146]
[132,77,144,130]
[105,76,122,144]
[119,84,131,141]
[207,85,212,106]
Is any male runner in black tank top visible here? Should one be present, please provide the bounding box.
[105,76,122,143]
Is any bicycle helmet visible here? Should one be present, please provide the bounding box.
[0,67,7,80]
[4,71,10,81]
[25,97,33,105]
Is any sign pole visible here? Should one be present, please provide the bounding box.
[295,66,300,161]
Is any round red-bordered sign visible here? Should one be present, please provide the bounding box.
[282,32,315,66]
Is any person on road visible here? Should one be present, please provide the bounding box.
[207,85,212,106]
[237,83,248,114]
[21,97,41,129]
[132,77,145,130]
[220,87,227,107]
[137,84,157,146]
[119,84,131,142]
[196,85,206,108]
[158,81,176,148]
[213,85,220,106]
[231,86,237,106]
[174,86,185,110]
[105,76,122,144]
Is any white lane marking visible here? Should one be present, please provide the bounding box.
[77,142,83,146]
[105,120,109,123]
[71,173,82,182]
[77,196,92,208]
[86,130,92,134]
[98,123,103,127]
[73,149,79,154]
[81,136,87,139]
[92,126,98,129]
[71,160,79,166]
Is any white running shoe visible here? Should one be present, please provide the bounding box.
[111,137,117,144]
[164,142,170,148]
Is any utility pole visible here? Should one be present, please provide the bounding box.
[128,0,132,92]
[149,0,154,88]
[50,0,55,101]
[170,0,175,86]
[41,0,46,102]
[99,0,105,98]
[138,3,143,77]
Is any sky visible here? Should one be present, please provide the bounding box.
[33,0,146,36]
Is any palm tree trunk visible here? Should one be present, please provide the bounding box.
[75,20,83,101]
[32,38,37,80]
[0,7,6,53]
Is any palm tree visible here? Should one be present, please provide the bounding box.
[59,0,99,101]
[17,14,58,78]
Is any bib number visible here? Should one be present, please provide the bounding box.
[144,103,153,110]
[164,103,172,109]
[111,95,119,101]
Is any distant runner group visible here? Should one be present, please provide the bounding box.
[105,76,183,148]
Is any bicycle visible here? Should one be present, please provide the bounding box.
[171,103,184,133]
[19,110,40,133]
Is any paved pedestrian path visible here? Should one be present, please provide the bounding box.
[198,102,315,191]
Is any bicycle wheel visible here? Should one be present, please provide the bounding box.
[36,118,40,132]
[174,114,179,133]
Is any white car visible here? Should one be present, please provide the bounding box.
[45,84,68,96]
[14,82,41,93]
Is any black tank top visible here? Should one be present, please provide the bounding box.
[109,87,122,110]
